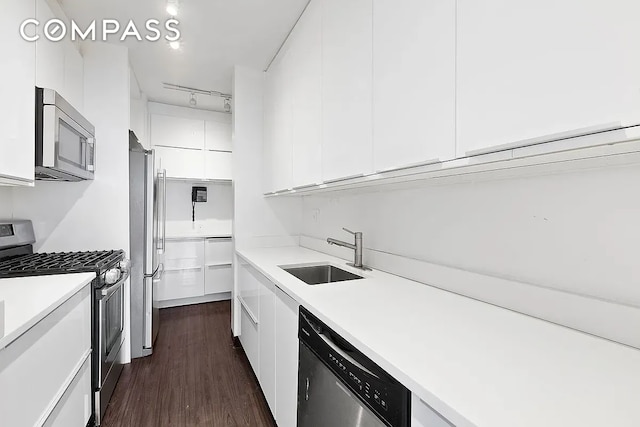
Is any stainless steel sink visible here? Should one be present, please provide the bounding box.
[281,264,363,285]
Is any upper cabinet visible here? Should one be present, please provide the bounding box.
[149,103,233,181]
[372,0,456,171]
[456,0,640,157]
[35,0,84,111]
[290,0,322,188]
[321,0,373,181]
[0,0,36,185]
[151,115,205,150]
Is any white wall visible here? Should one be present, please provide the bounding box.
[0,188,13,219]
[301,164,640,345]
[232,66,302,250]
[130,68,149,149]
[166,181,233,223]
[232,65,302,335]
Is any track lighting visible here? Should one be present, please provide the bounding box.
[189,93,197,107]
[224,98,231,113]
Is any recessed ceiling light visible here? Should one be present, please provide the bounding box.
[169,40,180,50]
[166,1,179,16]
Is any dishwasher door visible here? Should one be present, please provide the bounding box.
[298,343,386,427]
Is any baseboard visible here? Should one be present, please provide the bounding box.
[158,292,231,309]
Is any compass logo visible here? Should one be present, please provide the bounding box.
[20,18,180,43]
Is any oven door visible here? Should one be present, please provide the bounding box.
[96,272,127,387]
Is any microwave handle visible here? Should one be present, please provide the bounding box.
[86,137,96,172]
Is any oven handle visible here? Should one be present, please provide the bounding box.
[100,270,130,298]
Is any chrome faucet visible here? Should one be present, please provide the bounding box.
[327,228,370,270]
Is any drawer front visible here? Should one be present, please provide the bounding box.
[43,354,92,427]
[165,239,204,261]
[239,300,260,378]
[238,262,261,322]
[157,268,205,301]
[0,286,91,427]
[205,264,233,295]
[204,238,233,266]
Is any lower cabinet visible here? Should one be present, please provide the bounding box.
[158,238,233,306]
[0,284,92,427]
[237,261,300,427]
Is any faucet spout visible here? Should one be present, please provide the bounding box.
[326,228,369,270]
[326,238,356,250]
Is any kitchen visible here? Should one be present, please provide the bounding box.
[1,0,639,426]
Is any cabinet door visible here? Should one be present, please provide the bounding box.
[258,276,276,414]
[204,238,233,265]
[156,267,205,301]
[155,146,204,180]
[35,0,64,94]
[373,0,456,171]
[457,0,640,157]
[275,287,299,427]
[264,47,294,192]
[203,151,232,181]
[151,114,205,149]
[204,264,233,294]
[290,0,322,188]
[0,0,35,184]
[205,120,232,152]
[239,300,260,377]
[237,263,260,323]
[321,0,373,181]
[43,356,92,427]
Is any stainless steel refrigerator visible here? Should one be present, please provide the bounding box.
[129,131,166,358]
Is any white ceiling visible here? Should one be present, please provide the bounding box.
[59,0,308,111]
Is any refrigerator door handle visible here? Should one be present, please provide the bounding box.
[156,169,167,253]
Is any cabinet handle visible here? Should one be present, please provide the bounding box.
[238,296,259,325]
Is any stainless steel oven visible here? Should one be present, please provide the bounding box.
[35,87,96,181]
[95,267,128,425]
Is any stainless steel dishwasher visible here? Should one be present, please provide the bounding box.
[298,306,410,427]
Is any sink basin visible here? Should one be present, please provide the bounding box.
[281,264,363,285]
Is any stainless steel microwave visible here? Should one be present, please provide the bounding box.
[35,87,96,181]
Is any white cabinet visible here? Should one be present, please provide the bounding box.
[205,120,232,152]
[411,394,453,427]
[290,0,323,188]
[373,0,456,171]
[159,239,232,303]
[204,265,233,294]
[237,262,300,426]
[258,275,276,414]
[0,0,35,185]
[263,46,294,192]
[456,0,640,157]
[151,114,205,150]
[155,146,204,180]
[321,0,373,181]
[0,285,91,427]
[35,0,84,111]
[204,151,233,181]
[274,287,299,427]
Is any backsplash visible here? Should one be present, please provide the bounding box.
[0,187,13,219]
[165,181,233,223]
[301,163,640,347]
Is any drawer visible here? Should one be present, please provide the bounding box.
[164,239,204,262]
[157,267,205,301]
[204,238,233,266]
[43,354,92,427]
[239,300,260,377]
[205,264,233,295]
[238,262,261,322]
[0,286,91,427]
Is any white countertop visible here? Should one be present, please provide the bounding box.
[0,273,95,350]
[236,246,640,427]
[166,220,232,239]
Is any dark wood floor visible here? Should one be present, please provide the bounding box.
[102,301,276,427]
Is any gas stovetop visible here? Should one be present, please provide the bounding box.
[0,250,125,278]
